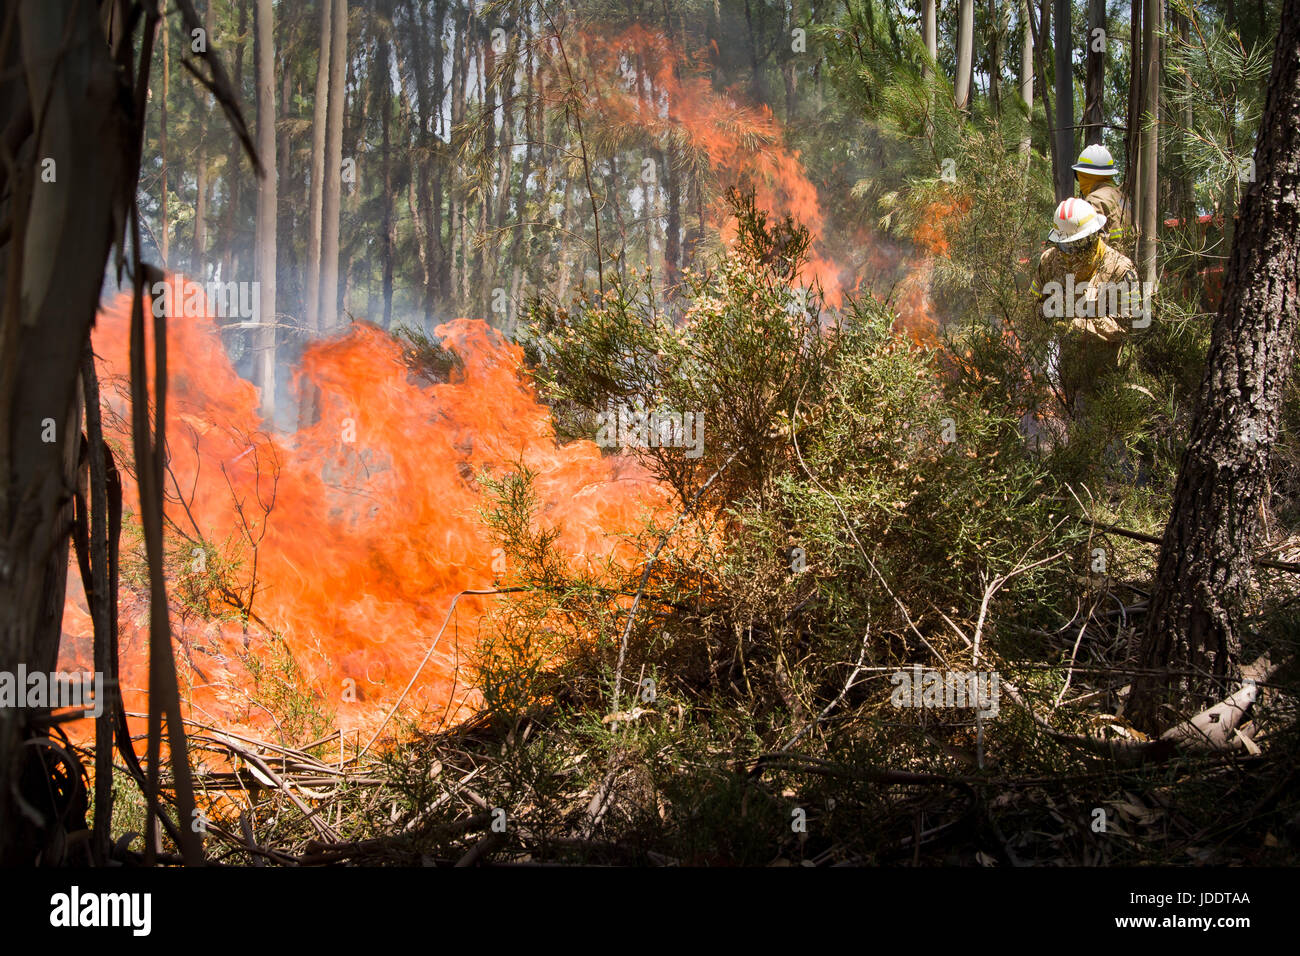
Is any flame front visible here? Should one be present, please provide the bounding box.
[584,25,845,304]
[60,289,671,744]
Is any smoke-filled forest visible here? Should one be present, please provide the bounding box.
[1,0,1299,917]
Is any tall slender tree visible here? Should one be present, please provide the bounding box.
[923,0,937,78]
[160,12,170,265]
[1053,0,1074,199]
[1019,0,1035,157]
[306,0,333,333]
[193,0,217,275]
[220,0,249,283]
[990,0,1009,116]
[1084,0,1105,145]
[254,0,278,418]
[319,0,348,333]
[1139,0,1161,282]
[378,0,394,328]
[1126,0,1143,225]
[956,0,975,110]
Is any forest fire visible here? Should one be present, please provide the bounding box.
[52,32,956,755]
[894,196,973,344]
[585,25,846,305]
[58,284,671,746]
[5,0,1291,882]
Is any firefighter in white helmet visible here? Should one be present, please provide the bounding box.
[1029,198,1142,413]
[1073,143,1133,253]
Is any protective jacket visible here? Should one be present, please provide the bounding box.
[1083,183,1133,252]
[1030,241,1141,409]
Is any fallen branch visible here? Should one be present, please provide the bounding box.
[454,830,505,867]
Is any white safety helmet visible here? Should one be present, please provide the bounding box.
[1072,143,1119,177]
[1048,197,1107,247]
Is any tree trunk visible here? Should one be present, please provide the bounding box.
[405,0,434,323]
[1128,0,1300,731]
[508,18,534,323]
[449,4,469,311]
[1083,0,1105,145]
[1052,0,1073,200]
[319,0,347,333]
[160,13,170,265]
[990,0,1008,117]
[379,0,394,329]
[744,0,766,103]
[0,0,128,865]
[1138,0,1161,284]
[254,0,277,419]
[1019,0,1034,157]
[1175,12,1197,227]
[956,0,975,111]
[433,0,449,307]
[305,0,332,333]
[783,0,798,125]
[459,7,475,309]
[279,61,293,306]
[923,0,937,79]
[1028,0,1056,186]
[1126,0,1142,225]
[479,26,496,322]
[220,0,248,284]
[666,147,681,287]
[193,0,217,276]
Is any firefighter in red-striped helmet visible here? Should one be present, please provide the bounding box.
[1029,198,1142,414]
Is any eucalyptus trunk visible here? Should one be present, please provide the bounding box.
[253,0,277,418]
[318,0,348,333]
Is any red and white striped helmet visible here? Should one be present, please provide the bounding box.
[1048,197,1107,245]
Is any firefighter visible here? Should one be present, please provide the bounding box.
[1030,198,1142,414]
[1073,144,1133,254]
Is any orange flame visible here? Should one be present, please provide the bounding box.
[59,281,671,745]
[892,196,973,343]
[578,25,845,305]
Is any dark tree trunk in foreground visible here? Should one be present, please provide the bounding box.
[1128,0,1300,731]
[0,0,130,866]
